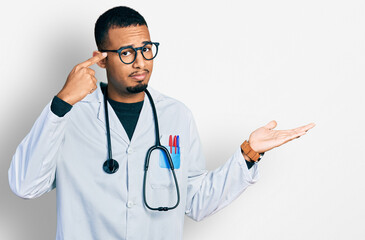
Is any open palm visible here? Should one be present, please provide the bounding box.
[248,120,316,153]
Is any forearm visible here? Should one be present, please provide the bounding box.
[186,147,258,221]
[8,99,69,199]
[51,95,73,117]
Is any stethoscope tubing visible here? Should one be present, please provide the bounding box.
[143,145,180,211]
[103,86,119,174]
[103,85,180,211]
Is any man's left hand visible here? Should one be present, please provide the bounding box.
[248,121,316,153]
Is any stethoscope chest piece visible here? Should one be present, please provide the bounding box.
[103,159,119,174]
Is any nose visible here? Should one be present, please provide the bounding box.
[132,49,146,69]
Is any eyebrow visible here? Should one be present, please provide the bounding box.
[118,41,152,49]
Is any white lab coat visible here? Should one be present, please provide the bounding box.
[8,82,259,240]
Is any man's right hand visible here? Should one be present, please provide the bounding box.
[56,52,107,105]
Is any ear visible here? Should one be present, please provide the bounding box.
[93,50,107,69]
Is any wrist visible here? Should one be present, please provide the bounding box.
[240,140,264,162]
[241,151,253,162]
[51,96,73,117]
[57,91,76,105]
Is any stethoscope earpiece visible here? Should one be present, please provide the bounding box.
[103,159,119,174]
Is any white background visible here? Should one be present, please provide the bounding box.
[1,0,364,239]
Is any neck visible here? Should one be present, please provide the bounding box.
[106,85,145,103]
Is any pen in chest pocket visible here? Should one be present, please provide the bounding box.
[173,136,177,154]
[168,135,180,154]
[176,135,179,154]
[169,135,172,153]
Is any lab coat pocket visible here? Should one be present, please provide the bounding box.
[148,147,182,189]
[148,135,182,189]
[159,145,181,169]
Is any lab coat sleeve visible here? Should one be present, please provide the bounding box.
[185,114,259,222]
[8,101,68,199]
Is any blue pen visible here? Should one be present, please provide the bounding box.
[176,135,180,154]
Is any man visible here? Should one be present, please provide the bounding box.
[8,6,315,240]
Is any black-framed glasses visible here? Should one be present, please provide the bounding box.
[100,41,160,64]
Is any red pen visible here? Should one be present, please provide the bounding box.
[169,135,172,153]
[173,135,177,154]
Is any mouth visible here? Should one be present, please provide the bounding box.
[129,71,149,81]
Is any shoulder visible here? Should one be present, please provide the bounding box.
[147,87,193,118]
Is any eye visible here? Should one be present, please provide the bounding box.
[121,51,131,56]
[143,47,151,52]
[121,49,134,56]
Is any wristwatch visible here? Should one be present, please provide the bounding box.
[241,140,264,162]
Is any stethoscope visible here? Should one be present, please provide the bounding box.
[102,85,180,211]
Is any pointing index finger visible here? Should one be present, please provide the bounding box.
[79,52,107,68]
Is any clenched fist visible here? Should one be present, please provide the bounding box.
[57,52,107,105]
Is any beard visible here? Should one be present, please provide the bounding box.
[126,82,148,93]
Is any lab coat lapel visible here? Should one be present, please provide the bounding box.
[93,84,161,145]
[95,83,130,145]
[130,90,153,143]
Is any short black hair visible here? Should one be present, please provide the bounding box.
[94,6,148,50]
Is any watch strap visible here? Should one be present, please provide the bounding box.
[241,140,261,162]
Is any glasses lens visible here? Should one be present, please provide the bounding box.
[120,48,136,64]
[141,43,158,60]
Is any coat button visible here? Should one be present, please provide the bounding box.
[127,201,134,208]
[127,148,133,154]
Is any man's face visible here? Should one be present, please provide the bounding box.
[100,25,153,99]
